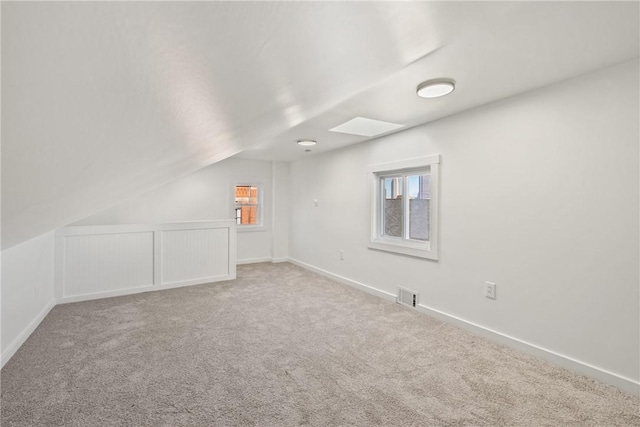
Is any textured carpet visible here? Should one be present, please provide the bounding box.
[2,262,638,426]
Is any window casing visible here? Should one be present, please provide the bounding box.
[234,184,263,229]
[369,155,440,260]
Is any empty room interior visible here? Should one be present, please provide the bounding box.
[2,2,639,426]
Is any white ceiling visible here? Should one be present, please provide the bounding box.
[2,2,638,249]
[240,1,640,161]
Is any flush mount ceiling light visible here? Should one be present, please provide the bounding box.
[297,139,317,146]
[329,117,404,137]
[416,78,456,98]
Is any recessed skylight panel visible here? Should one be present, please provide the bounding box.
[329,117,405,137]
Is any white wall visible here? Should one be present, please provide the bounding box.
[272,161,290,262]
[289,60,639,388]
[74,157,282,263]
[1,231,56,366]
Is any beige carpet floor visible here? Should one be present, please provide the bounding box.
[2,262,639,426]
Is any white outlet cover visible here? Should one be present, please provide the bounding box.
[485,281,496,300]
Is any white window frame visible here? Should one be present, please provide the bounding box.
[232,182,265,232]
[368,154,440,260]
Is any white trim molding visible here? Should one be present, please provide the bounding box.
[232,181,265,230]
[55,220,236,302]
[236,257,274,265]
[236,257,292,265]
[287,257,639,396]
[368,154,440,260]
[412,303,640,396]
[288,258,397,302]
[1,299,56,368]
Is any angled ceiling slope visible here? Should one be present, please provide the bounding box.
[2,2,638,249]
[239,2,640,161]
[1,1,440,249]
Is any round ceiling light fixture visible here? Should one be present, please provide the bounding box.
[416,78,456,98]
[297,139,317,146]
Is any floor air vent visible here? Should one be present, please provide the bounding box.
[397,287,418,308]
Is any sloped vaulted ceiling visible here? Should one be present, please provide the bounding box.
[2,2,442,249]
[2,2,638,249]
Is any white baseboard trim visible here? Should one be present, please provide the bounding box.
[237,257,291,265]
[1,298,56,369]
[5,258,638,396]
[287,258,640,396]
[57,273,236,305]
[413,304,640,396]
[288,258,397,303]
[237,257,273,265]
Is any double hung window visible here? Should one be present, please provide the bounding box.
[234,184,261,227]
[369,155,440,260]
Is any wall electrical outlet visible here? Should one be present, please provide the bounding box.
[485,282,496,300]
[339,249,344,260]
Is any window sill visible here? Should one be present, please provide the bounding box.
[237,225,267,233]
[368,239,437,260]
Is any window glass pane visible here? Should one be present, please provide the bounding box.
[235,185,259,225]
[408,174,429,241]
[382,177,403,237]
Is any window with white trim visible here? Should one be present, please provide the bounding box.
[369,155,440,260]
[234,184,262,227]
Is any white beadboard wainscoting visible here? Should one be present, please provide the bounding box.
[55,221,236,303]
